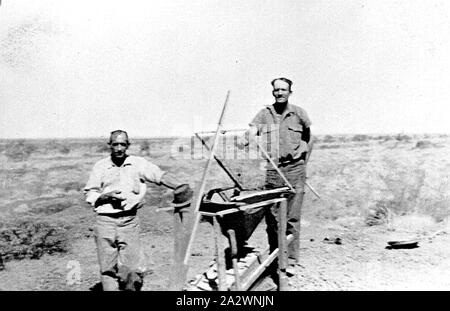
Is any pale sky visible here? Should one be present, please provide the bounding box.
[1,0,450,138]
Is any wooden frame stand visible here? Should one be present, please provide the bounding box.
[180,197,292,291]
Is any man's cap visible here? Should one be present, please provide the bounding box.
[172,184,193,207]
[108,130,130,145]
[271,77,293,91]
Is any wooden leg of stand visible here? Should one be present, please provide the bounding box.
[227,229,242,291]
[277,199,288,291]
[214,217,227,291]
[169,211,189,290]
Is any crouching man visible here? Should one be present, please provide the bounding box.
[84,130,193,291]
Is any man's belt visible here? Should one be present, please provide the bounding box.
[97,208,137,218]
[279,156,304,166]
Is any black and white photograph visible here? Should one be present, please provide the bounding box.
[1,0,450,293]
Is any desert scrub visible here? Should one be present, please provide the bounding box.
[322,135,336,143]
[140,140,151,156]
[4,141,37,162]
[414,140,435,149]
[352,134,370,142]
[365,157,427,225]
[0,217,69,261]
[395,134,412,142]
[43,140,71,155]
[96,143,110,153]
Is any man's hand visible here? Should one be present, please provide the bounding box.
[292,141,309,162]
[236,126,258,150]
[235,137,248,150]
[95,190,125,207]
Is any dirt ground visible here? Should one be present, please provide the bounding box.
[2,213,450,291]
[0,134,449,291]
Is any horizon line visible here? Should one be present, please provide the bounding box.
[0,132,448,141]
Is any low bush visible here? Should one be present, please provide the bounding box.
[0,217,70,261]
[352,134,370,142]
[31,198,76,215]
[317,144,342,149]
[365,202,391,226]
[4,141,37,162]
[58,145,71,154]
[96,143,110,153]
[322,135,335,143]
[140,140,151,156]
[415,140,433,149]
[395,134,411,142]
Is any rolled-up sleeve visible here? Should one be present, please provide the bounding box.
[141,160,166,185]
[249,110,265,135]
[83,163,103,207]
[299,108,312,128]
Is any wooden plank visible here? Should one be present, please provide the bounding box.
[241,248,279,291]
[213,217,227,291]
[169,210,190,290]
[277,199,288,291]
[199,198,286,217]
[227,229,242,291]
[230,187,290,202]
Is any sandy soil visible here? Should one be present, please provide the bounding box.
[1,213,450,291]
[1,135,449,291]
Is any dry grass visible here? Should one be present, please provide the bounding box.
[0,217,69,260]
[0,134,449,265]
[305,134,450,225]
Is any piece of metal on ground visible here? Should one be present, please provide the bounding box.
[386,240,419,249]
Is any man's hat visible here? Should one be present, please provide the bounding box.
[172,184,193,208]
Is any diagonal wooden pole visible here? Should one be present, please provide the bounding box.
[304,138,321,198]
[183,91,230,265]
[253,139,296,193]
[194,133,244,191]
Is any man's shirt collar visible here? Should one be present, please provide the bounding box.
[107,155,133,168]
[266,103,296,119]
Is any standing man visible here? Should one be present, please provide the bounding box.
[246,77,312,275]
[84,130,193,291]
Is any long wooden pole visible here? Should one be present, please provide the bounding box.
[304,138,321,199]
[194,132,244,191]
[277,199,288,291]
[183,91,230,265]
[254,140,296,193]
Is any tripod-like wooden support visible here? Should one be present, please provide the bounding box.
[178,197,291,291]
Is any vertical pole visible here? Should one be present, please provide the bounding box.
[184,91,231,265]
[213,217,227,291]
[227,229,242,291]
[169,210,190,290]
[277,199,288,291]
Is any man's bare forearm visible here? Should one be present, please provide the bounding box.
[160,172,185,189]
